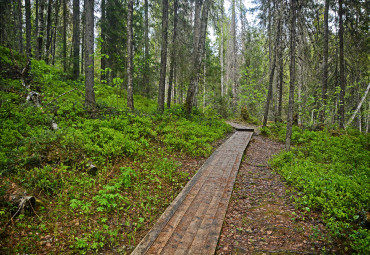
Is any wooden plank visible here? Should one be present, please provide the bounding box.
[131,146,224,255]
[171,156,234,254]
[226,121,255,132]
[189,152,244,254]
[146,159,218,254]
[131,131,253,255]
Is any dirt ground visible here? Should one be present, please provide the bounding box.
[216,133,338,254]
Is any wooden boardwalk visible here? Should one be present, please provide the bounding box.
[132,126,253,255]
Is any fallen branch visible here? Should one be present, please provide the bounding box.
[345,83,370,129]
[45,87,84,107]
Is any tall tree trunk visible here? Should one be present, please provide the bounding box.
[220,0,224,97]
[338,0,345,128]
[51,0,60,65]
[25,0,32,57]
[0,1,9,44]
[35,0,39,54]
[320,0,329,123]
[100,0,106,81]
[127,0,134,110]
[85,0,95,107]
[17,0,23,53]
[263,8,281,128]
[191,0,203,106]
[285,0,297,151]
[185,0,211,113]
[231,0,237,101]
[81,4,85,74]
[276,2,284,123]
[173,61,177,103]
[72,0,80,79]
[276,51,284,123]
[37,0,45,60]
[45,0,53,63]
[63,0,67,72]
[143,0,149,94]
[157,0,169,113]
[167,0,178,108]
[193,0,202,53]
[203,52,206,108]
[263,52,277,127]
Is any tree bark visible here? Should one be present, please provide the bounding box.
[191,0,203,106]
[25,0,32,58]
[84,0,95,107]
[338,0,345,128]
[157,0,169,113]
[17,0,23,54]
[220,0,224,97]
[167,0,178,108]
[51,0,60,65]
[320,0,329,123]
[173,62,177,104]
[37,0,45,60]
[127,0,134,110]
[285,0,297,151]
[81,4,85,75]
[72,0,80,79]
[45,0,53,63]
[276,2,284,123]
[63,0,67,72]
[35,0,39,54]
[231,0,237,101]
[143,0,149,95]
[263,6,281,128]
[185,0,211,113]
[203,52,206,108]
[100,0,106,81]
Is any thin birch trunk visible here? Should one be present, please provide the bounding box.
[126,0,134,110]
[167,0,178,108]
[157,0,169,113]
[285,0,297,151]
[84,0,95,107]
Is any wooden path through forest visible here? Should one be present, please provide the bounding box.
[132,123,253,255]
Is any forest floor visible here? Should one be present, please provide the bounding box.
[216,124,338,254]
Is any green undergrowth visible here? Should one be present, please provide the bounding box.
[0,46,231,254]
[266,123,370,254]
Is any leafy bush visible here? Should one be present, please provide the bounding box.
[270,129,370,253]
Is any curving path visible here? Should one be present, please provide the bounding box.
[132,123,253,255]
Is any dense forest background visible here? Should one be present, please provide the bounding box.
[0,0,369,254]
[0,0,368,132]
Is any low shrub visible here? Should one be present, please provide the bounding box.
[270,128,370,253]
